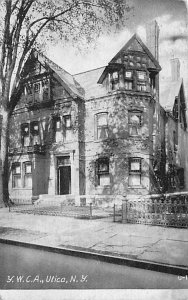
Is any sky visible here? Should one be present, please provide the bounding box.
[47,0,188,98]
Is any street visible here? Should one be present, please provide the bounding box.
[0,242,187,289]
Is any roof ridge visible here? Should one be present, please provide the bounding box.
[74,66,106,76]
[38,51,73,76]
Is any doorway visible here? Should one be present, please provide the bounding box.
[57,156,71,195]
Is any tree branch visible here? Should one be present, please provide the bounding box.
[11,0,20,13]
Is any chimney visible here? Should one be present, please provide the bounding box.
[146,20,159,60]
[170,58,180,81]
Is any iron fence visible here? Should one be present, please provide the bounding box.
[111,192,188,228]
[9,200,111,220]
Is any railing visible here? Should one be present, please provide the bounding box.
[124,192,188,228]
[9,200,110,220]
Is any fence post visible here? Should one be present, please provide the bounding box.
[90,203,92,220]
[113,204,115,222]
[122,195,128,224]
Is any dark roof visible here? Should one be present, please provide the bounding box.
[38,53,85,100]
[98,34,161,84]
[74,67,107,99]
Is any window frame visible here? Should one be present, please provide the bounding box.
[96,112,108,140]
[23,161,32,188]
[34,82,40,93]
[128,110,143,136]
[136,70,148,92]
[21,123,30,147]
[96,157,110,186]
[12,162,21,188]
[124,70,133,90]
[128,157,142,187]
[110,71,119,90]
[54,116,62,143]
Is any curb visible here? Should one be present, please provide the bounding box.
[0,238,188,276]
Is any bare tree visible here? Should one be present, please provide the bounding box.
[0,0,131,207]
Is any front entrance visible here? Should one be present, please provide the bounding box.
[57,156,71,195]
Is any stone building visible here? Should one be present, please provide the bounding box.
[8,22,188,205]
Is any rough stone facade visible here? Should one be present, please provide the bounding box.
[7,28,188,205]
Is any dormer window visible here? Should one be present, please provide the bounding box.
[110,71,119,90]
[137,71,147,91]
[137,71,146,81]
[125,70,133,90]
[125,71,132,79]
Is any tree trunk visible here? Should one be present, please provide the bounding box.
[0,106,10,207]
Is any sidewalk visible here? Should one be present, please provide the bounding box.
[0,208,188,274]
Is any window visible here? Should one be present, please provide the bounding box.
[137,82,147,91]
[54,117,62,143]
[137,71,146,80]
[137,71,147,92]
[168,165,176,189]
[124,70,133,90]
[128,111,142,136]
[173,130,178,155]
[34,82,40,93]
[97,157,110,186]
[177,168,184,189]
[64,115,72,141]
[12,163,21,188]
[25,81,41,97]
[110,71,119,90]
[26,84,33,95]
[21,123,30,146]
[31,121,40,145]
[129,158,142,186]
[96,113,108,140]
[42,79,49,100]
[173,99,178,120]
[23,162,32,188]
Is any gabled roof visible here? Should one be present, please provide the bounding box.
[160,78,185,111]
[74,67,107,99]
[38,53,85,100]
[23,50,85,100]
[98,33,161,84]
